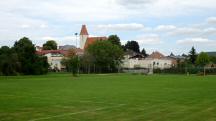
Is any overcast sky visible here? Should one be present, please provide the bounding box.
[0,0,216,55]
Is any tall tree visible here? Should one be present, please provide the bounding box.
[61,49,79,76]
[189,46,197,65]
[0,46,20,76]
[141,48,148,57]
[13,37,48,75]
[43,40,58,50]
[108,35,121,47]
[124,41,140,53]
[196,52,210,67]
[87,41,124,73]
[210,56,216,64]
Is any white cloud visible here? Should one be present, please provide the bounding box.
[177,38,216,46]
[155,25,176,32]
[203,28,216,36]
[168,27,202,37]
[136,34,163,45]
[116,0,155,8]
[40,24,48,29]
[96,23,145,31]
[21,24,30,29]
[40,36,78,46]
[207,17,216,24]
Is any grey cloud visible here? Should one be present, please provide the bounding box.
[116,0,156,8]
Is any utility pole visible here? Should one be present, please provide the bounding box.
[74,33,79,75]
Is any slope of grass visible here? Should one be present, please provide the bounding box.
[0,73,216,121]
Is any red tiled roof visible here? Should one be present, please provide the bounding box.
[80,25,89,35]
[36,49,84,56]
[148,51,165,59]
[84,37,107,49]
[36,50,68,56]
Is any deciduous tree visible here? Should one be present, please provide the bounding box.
[43,40,58,50]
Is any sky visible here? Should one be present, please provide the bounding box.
[0,0,216,55]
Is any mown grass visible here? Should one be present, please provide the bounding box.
[0,73,216,121]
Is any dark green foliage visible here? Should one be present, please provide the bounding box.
[108,35,121,47]
[62,56,79,76]
[0,46,20,76]
[86,41,124,73]
[0,37,49,76]
[196,52,210,67]
[141,48,148,57]
[124,41,140,53]
[210,56,216,64]
[43,40,58,50]
[189,46,197,65]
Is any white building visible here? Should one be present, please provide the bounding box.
[37,50,67,71]
[122,51,173,70]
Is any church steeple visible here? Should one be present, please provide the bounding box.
[80,25,89,35]
[80,25,89,49]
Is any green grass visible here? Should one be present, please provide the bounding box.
[0,73,216,121]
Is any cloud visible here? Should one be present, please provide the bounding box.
[207,17,216,25]
[40,24,48,29]
[168,27,202,37]
[155,25,176,32]
[41,36,78,46]
[203,28,216,36]
[116,0,155,8]
[177,38,216,46]
[136,34,163,45]
[96,23,145,31]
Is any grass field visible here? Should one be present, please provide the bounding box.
[0,73,216,121]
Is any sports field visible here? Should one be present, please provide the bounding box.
[0,74,216,121]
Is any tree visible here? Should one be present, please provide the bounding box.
[62,56,79,76]
[141,48,148,57]
[43,40,57,50]
[86,41,124,73]
[13,37,49,75]
[0,46,20,76]
[108,35,121,47]
[61,49,79,76]
[196,52,210,67]
[189,46,197,65]
[124,41,140,53]
[209,56,216,64]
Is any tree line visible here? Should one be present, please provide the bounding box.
[0,37,49,76]
[61,35,149,76]
[155,46,216,74]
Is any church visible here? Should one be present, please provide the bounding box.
[79,25,107,50]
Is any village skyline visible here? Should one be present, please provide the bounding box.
[0,0,216,55]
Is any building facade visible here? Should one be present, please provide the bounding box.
[122,51,173,70]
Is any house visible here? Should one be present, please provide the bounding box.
[122,51,173,70]
[37,50,67,71]
[145,51,173,69]
[36,49,84,71]
[167,53,186,67]
[80,25,107,50]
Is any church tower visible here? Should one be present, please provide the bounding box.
[80,25,89,49]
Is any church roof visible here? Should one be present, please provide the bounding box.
[84,37,107,49]
[80,25,89,35]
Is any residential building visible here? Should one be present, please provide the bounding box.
[122,51,173,70]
